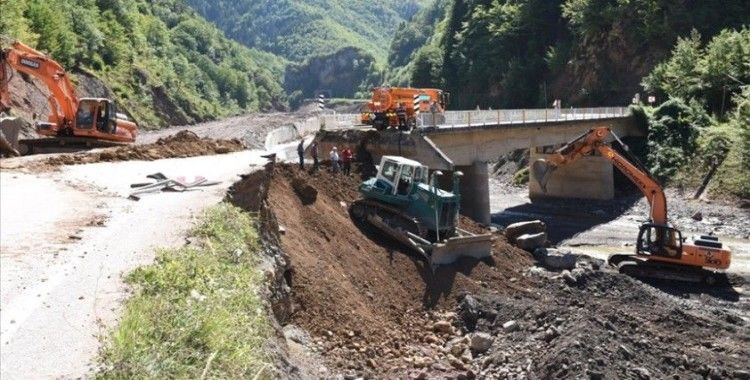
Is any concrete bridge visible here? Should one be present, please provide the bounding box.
[311,107,643,224]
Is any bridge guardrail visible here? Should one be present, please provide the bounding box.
[420,107,630,128]
[289,107,630,138]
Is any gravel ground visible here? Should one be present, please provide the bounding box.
[489,176,750,275]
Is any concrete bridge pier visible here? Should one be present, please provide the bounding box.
[528,149,615,201]
[456,161,491,225]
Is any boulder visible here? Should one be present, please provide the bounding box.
[469,332,494,353]
[502,320,519,332]
[504,220,546,243]
[515,232,547,252]
[458,295,480,330]
[543,249,577,270]
[432,320,453,334]
[291,177,318,205]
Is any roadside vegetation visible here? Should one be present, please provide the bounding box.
[639,29,750,200]
[0,0,286,129]
[394,0,749,109]
[98,204,272,379]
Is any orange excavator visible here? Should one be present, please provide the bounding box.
[532,127,731,284]
[1,40,137,154]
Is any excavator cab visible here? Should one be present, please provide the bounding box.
[636,223,683,259]
[75,98,116,134]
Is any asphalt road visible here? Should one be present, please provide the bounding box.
[0,150,269,379]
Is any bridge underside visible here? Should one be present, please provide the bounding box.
[314,115,640,224]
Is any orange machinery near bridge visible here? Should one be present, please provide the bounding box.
[0,40,137,154]
[532,127,731,284]
[361,87,449,130]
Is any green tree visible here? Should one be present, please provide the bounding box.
[646,98,708,181]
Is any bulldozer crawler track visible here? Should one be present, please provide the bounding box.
[351,198,428,240]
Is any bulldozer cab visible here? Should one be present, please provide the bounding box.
[378,156,428,196]
[636,223,683,259]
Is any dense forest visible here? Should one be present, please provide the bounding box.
[399,0,750,109]
[0,0,286,129]
[186,0,422,63]
[390,0,749,198]
[1,0,748,199]
[185,0,424,100]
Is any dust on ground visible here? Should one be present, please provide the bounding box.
[137,110,317,149]
[4,130,244,171]
[243,163,750,379]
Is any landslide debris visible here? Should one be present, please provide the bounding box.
[41,130,244,169]
[240,162,749,379]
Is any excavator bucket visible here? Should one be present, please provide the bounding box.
[531,159,555,193]
[0,116,21,157]
[429,230,494,266]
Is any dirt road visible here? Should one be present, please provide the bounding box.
[0,150,269,379]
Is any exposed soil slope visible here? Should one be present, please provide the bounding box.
[265,164,533,376]
[259,163,750,379]
[30,131,244,170]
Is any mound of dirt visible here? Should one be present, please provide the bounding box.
[264,164,534,378]
[40,130,244,168]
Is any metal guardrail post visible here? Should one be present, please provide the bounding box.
[522,110,526,123]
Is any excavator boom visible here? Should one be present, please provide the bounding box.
[1,40,137,153]
[531,127,730,282]
[1,41,78,126]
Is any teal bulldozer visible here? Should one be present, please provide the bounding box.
[351,156,494,267]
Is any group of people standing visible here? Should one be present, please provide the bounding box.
[297,140,353,175]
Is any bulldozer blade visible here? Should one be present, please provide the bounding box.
[531,159,554,193]
[430,233,494,266]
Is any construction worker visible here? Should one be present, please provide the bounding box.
[341,146,353,175]
[297,139,305,169]
[396,102,407,131]
[311,141,319,170]
[330,146,340,174]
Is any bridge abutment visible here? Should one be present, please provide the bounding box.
[529,149,614,201]
[456,161,491,225]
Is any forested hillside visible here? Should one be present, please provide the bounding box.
[0,0,286,129]
[186,0,425,100]
[391,0,750,199]
[401,0,750,109]
[186,0,422,63]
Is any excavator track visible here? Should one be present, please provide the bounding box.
[18,136,129,155]
[608,254,728,286]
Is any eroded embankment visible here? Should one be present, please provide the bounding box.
[230,162,750,380]
[4,130,245,171]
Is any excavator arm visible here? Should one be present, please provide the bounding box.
[532,127,668,225]
[0,41,78,127]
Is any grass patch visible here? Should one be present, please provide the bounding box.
[513,167,530,186]
[98,204,272,379]
[707,140,750,200]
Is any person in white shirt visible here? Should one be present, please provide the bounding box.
[329,146,340,173]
